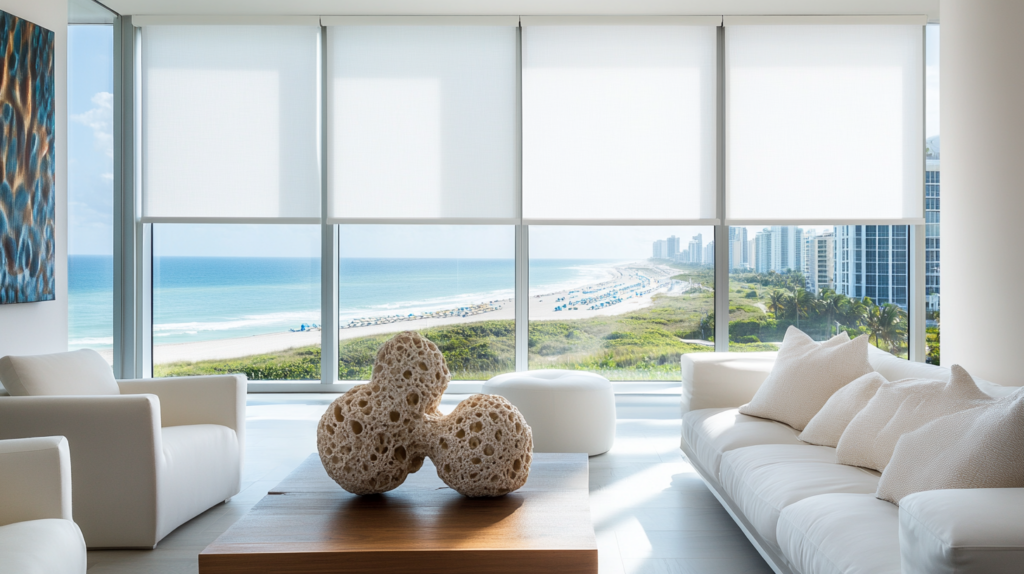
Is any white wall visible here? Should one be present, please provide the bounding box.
[942,0,1024,384]
[0,0,68,357]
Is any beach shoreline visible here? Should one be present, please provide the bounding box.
[96,261,694,366]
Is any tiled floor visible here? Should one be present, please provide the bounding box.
[86,393,772,574]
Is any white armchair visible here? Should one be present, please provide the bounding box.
[0,350,246,549]
[0,436,87,574]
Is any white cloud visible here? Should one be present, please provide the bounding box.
[72,91,114,159]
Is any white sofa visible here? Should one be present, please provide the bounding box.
[0,350,246,549]
[0,436,87,574]
[680,347,1024,574]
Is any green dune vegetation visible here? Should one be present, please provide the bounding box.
[154,263,914,382]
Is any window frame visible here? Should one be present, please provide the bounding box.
[108,15,931,391]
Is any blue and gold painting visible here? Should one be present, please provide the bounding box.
[0,10,54,304]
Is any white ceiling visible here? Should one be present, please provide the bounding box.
[97,0,940,22]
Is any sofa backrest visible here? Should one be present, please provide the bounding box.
[867,346,1019,399]
[0,349,119,396]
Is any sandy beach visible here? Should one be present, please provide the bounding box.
[98,261,698,365]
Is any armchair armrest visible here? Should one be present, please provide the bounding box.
[0,436,72,526]
[117,375,246,455]
[0,395,161,547]
[681,351,777,414]
[899,488,1024,574]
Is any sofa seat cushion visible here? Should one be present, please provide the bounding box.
[158,424,241,540]
[720,445,881,549]
[0,519,86,574]
[682,408,803,478]
[777,493,900,574]
[899,488,1024,574]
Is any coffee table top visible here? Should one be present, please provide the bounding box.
[200,453,597,574]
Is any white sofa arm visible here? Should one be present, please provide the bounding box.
[0,436,73,526]
[899,488,1024,574]
[681,351,777,415]
[0,395,161,547]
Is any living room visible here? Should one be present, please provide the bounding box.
[1,0,1020,573]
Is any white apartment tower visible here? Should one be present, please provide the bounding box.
[728,227,748,270]
[652,239,667,259]
[805,232,835,293]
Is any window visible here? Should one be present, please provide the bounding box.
[337,226,515,381]
[121,16,931,385]
[529,226,714,380]
[152,225,321,380]
[68,22,114,361]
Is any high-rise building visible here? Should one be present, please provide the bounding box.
[667,235,680,259]
[688,233,703,265]
[771,226,803,273]
[704,240,715,266]
[652,239,667,259]
[834,225,909,307]
[748,238,756,273]
[728,227,748,270]
[805,232,835,293]
[925,159,940,312]
[755,230,772,273]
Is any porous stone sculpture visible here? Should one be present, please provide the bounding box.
[317,331,532,497]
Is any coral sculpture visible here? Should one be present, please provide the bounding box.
[317,331,532,497]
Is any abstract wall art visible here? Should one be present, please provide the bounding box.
[0,10,55,304]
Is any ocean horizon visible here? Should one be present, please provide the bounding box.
[69,255,633,350]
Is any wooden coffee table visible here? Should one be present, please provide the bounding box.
[199,453,597,574]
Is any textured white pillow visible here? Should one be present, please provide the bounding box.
[836,365,993,472]
[799,371,887,448]
[739,327,871,431]
[877,387,1024,505]
[0,349,119,396]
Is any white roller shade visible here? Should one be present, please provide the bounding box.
[522,25,718,224]
[141,25,321,222]
[327,24,518,223]
[726,22,924,224]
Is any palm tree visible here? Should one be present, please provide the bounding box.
[840,297,867,332]
[789,288,815,328]
[767,289,786,321]
[818,290,844,337]
[877,303,908,353]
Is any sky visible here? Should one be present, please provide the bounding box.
[69,24,941,259]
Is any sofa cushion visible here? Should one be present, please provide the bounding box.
[681,408,803,479]
[877,387,1024,505]
[0,350,118,397]
[899,488,1024,574]
[0,519,86,574]
[158,424,241,541]
[799,372,887,448]
[836,365,994,472]
[777,493,900,574]
[740,327,871,431]
[719,445,881,549]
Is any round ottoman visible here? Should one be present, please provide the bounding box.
[482,370,616,456]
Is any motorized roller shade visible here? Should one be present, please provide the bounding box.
[141,24,321,223]
[522,22,718,224]
[725,17,925,225]
[326,20,518,223]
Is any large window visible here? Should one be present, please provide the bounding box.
[152,225,321,380]
[68,22,114,361]
[337,226,515,381]
[120,16,930,384]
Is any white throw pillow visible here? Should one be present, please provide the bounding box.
[0,349,119,396]
[836,365,993,473]
[877,387,1024,505]
[799,371,887,448]
[738,327,872,431]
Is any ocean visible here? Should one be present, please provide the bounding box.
[68,256,624,350]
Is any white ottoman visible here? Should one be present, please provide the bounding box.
[483,370,616,456]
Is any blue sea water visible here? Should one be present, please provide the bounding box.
[68,256,621,349]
